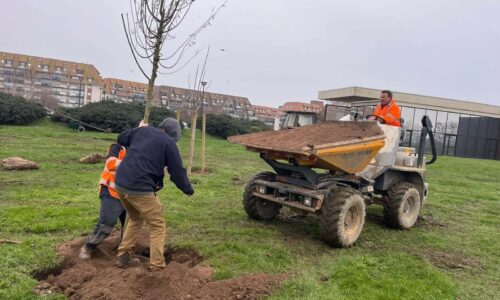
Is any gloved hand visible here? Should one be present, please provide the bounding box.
[185,185,195,196]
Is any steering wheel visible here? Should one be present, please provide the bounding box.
[366,114,386,124]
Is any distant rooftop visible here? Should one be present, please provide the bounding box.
[319,86,500,118]
[279,100,324,113]
[1,51,103,86]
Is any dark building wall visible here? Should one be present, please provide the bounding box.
[456,117,500,159]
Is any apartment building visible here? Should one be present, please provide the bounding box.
[102,78,147,103]
[252,104,283,125]
[279,100,324,113]
[153,85,254,120]
[0,51,255,119]
[0,51,103,107]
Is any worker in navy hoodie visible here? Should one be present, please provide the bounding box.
[114,118,194,271]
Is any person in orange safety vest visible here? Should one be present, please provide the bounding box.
[369,90,401,127]
[79,143,127,260]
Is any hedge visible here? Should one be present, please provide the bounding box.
[198,113,271,139]
[53,101,175,133]
[0,92,47,125]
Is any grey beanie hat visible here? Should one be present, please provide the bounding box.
[158,117,181,142]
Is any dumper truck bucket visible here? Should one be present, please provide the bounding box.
[228,121,386,174]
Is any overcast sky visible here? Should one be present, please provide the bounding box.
[1,0,499,107]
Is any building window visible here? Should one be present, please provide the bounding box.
[76,69,84,75]
[5,60,12,66]
[19,62,26,68]
[56,66,62,73]
[42,65,49,71]
[88,78,93,83]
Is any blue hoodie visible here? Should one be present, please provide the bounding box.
[115,124,193,195]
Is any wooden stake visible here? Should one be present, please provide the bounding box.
[176,110,181,122]
[187,112,198,175]
[200,112,206,175]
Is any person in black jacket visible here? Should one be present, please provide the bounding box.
[114,118,194,270]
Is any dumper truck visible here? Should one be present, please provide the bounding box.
[228,117,437,247]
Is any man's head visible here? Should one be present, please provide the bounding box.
[158,118,181,142]
[380,90,393,106]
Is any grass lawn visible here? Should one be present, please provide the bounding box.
[0,120,499,299]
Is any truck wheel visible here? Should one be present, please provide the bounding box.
[243,172,281,220]
[383,182,421,229]
[319,186,365,247]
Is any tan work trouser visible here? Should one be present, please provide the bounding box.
[117,191,166,269]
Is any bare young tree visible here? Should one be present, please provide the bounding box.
[122,0,228,123]
[185,48,210,175]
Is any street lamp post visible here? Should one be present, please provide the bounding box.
[200,81,207,175]
[200,81,207,116]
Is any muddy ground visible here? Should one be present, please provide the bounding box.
[32,230,286,300]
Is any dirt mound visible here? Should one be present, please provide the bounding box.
[33,231,286,299]
[1,156,38,170]
[228,121,385,154]
[79,153,106,164]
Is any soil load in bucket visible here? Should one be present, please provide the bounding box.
[228,121,386,173]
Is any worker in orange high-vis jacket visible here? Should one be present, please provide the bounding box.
[369,90,401,127]
[79,143,127,260]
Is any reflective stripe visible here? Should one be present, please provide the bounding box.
[108,182,116,189]
[99,178,107,185]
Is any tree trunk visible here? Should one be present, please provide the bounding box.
[200,111,206,175]
[142,7,165,124]
[143,80,155,123]
[187,112,198,175]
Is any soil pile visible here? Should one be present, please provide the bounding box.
[79,153,106,164]
[33,231,286,299]
[1,156,38,170]
[228,121,385,154]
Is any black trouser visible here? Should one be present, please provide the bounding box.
[85,187,126,249]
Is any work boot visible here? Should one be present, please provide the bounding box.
[115,253,140,269]
[78,246,93,260]
[149,266,166,273]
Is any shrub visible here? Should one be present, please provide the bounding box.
[198,113,271,139]
[0,92,47,125]
[53,101,174,133]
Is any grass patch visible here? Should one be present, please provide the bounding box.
[0,119,499,299]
